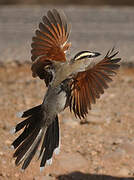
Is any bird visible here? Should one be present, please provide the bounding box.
[11,9,121,171]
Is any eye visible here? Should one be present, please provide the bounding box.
[44,65,50,70]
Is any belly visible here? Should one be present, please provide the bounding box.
[43,86,67,117]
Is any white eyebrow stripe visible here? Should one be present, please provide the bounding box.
[75,52,94,60]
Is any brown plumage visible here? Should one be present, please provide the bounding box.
[69,49,120,119]
[31,9,71,80]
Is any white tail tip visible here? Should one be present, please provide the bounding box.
[16,111,24,118]
[46,158,52,166]
[20,168,24,172]
[54,147,60,155]
[10,145,15,150]
[40,166,44,172]
[10,127,16,134]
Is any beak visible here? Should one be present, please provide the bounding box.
[91,52,101,58]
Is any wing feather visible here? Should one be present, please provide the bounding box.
[31,9,71,83]
[69,49,121,118]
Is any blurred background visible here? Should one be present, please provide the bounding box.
[0,0,134,64]
[0,0,134,6]
[0,1,134,180]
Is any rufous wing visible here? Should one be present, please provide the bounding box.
[31,9,71,79]
[69,48,121,119]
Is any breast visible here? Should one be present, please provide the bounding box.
[52,63,71,87]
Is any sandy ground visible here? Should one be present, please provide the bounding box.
[0,63,134,180]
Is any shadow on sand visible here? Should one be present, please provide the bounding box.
[57,171,134,180]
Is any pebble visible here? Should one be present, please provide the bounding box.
[112,138,123,145]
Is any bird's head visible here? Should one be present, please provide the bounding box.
[72,50,101,62]
[69,50,101,74]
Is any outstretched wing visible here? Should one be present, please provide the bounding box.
[31,9,71,81]
[69,48,121,119]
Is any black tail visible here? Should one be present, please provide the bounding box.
[11,105,60,170]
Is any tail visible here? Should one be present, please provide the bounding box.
[11,105,60,171]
